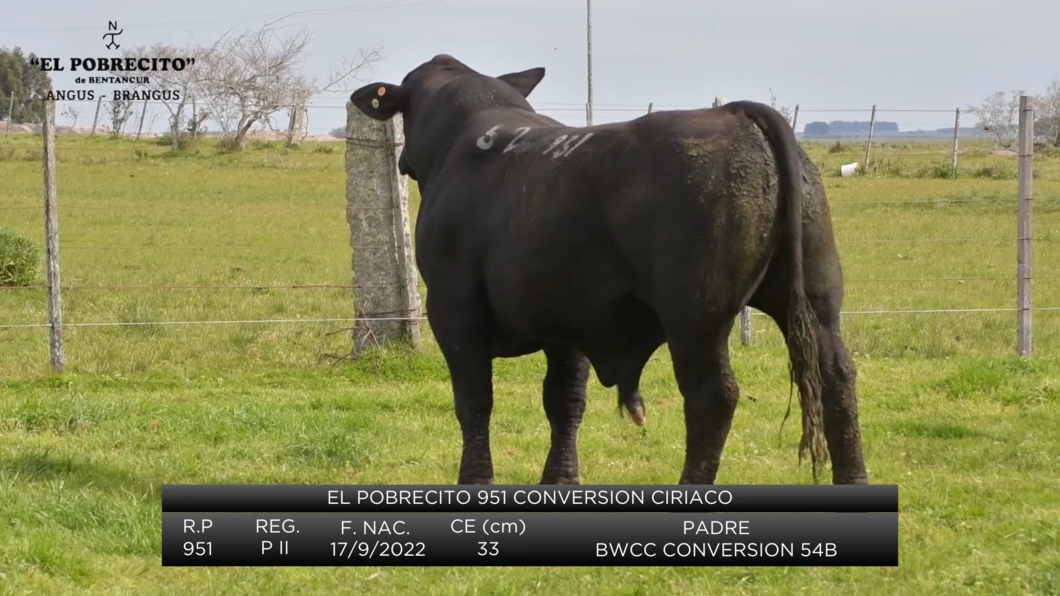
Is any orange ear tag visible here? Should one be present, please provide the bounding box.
[378,87,387,96]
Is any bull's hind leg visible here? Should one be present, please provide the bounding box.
[749,283,869,485]
[539,347,590,484]
[808,291,868,484]
[665,318,741,484]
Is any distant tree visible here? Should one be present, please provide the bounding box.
[0,46,53,123]
[968,90,1024,148]
[106,97,134,137]
[185,107,209,138]
[804,121,829,135]
[826,121,898,134]
[60,103,80,132]
[329,126,346,139]
[1034,79,1060,147]
[111,42,216,150]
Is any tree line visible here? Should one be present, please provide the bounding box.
[0,47,52,124]
[802,121,900,136]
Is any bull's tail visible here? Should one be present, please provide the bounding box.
[719,101,828,483]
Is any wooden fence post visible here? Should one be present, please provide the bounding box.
[41,100,65,372]
[90,96,102,135]
[951,107,961,176]
[136,99,148,140]
[863,104,877,171]
[647,102,653,114]
[1016,95,1034,357]
[345,103,422,353]
[5,94,13,138]
[791,104,800,133]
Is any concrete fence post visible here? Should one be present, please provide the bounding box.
[345,103,422,353]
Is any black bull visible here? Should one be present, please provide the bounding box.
[349,54,868,486]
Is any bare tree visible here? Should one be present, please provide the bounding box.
[60,104,80,133]
[319,46,384,95]
[191,18,382,150]
[106,96,134,137]
[968,90,1025,149]
[186,106,209,138]
[1034,78,1060,147]
[110,43,214,150]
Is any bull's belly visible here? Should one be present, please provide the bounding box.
[483,270,664,384]
[484,264,630,342]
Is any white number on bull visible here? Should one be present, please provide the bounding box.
[551,132,593,158]
[558,133,594,157]
[542,132,594,158]
[477,125,502,150]
[542,135,568,156]
[503,127,532,153]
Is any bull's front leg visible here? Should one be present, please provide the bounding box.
[428,288,496,485]
[451,354,495,485]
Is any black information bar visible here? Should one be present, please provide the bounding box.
[162,484,898,513]
[163,512,898,566]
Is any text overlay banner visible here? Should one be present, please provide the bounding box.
[163,512,898,566]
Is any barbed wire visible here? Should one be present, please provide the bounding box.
[0,143,1020,153]
[0,96,982,113]
[3,199,1051,214]
[49,244,396,250]
[0,145,348,152]
[0,283,376,291]
[0,284,345,290]
[2,307,1059,330]
[0,237,1046,253]
[1,275,1058,293]
[0,316,411,329]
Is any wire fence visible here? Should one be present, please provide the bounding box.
[0,94,1018,143]
[0,97,1055,371]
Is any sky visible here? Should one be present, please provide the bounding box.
[2,0,1058,135]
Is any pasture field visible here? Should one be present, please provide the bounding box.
[1,132,1059,595]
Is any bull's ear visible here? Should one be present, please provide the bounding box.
[350,82,408,120]
[497,67,546,98]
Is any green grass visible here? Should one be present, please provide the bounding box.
[0,133,1059,594]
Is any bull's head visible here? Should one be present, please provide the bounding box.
[349,54,545,183]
